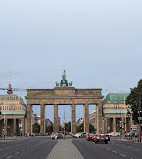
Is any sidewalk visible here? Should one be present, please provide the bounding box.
[113,136,142,143]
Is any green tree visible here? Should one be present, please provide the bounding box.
[76,122,95,132]
[33,123,40,133]
[89,123,94,133]
[65,122,71,132]
[76,122,84,132]
[46,124,53,133]
[126,80,142,123]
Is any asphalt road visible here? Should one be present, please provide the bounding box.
[0,137,57,159]
[0,136,142,159]
[73,138,142,159]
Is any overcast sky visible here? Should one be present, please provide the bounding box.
[0,0,142,123]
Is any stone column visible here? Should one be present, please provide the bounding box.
[0,120,2,135]
[5,119,7,136]
[40,104,45,135]
[71,104,76,134]
[113,117,116,132]
[84,104,89,133]
[13,119,17,136]
[27,104,32,135]
[53,104,59,133]
[97,101,103,134]
[104,118,108,134]
[21,118,25,136]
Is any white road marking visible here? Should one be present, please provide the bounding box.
[112,151,117,153]
[6,155,12,158]
[135,149,139,151]
[120,154,126,157]
[15,152,20,155]
[106,148,110,150]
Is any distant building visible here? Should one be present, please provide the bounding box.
[89,109,97,130]
[0,94,26,136]
[103,93,133,134]
[45,119,52,126]
[76,118,84,126]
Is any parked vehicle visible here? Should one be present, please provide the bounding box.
[51,133,63,139]
[94,134,109,144]
[108,132,120,137]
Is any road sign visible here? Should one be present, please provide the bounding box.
[138,117,142,120]
[132,125,137,131]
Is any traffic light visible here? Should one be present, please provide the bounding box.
[130,126,132,129]
[103,117,104,122]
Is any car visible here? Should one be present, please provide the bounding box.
[86,133,94,141]
[51,133,63,139]
[108,132,120,137]
[74,133,82,138]
[105,134,110,141]
[81,132,87,138]
[94,134,109,144]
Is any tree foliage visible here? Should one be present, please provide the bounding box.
[46,123,53,133]
[89,123,94,133]
[33,123,40,133]
[65,122,71,132]
[126,80,142,123]
[76,122,94,133]
[76,122,84,132]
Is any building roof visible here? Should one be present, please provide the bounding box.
[0,94,24,102]
[102,93,129,105]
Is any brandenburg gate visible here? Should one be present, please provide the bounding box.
[25,71,103,135]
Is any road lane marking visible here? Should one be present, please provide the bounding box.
[135,149,139,151]
[6,155,12,158]
[106,148,110,150]
[120,154,126,157]
[112,151,117,153]
[15,152,19,155]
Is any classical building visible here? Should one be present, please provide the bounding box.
[89,109,97,130]
[25,71,103,135]
[103,93,133,134]
[0,94,26,136]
